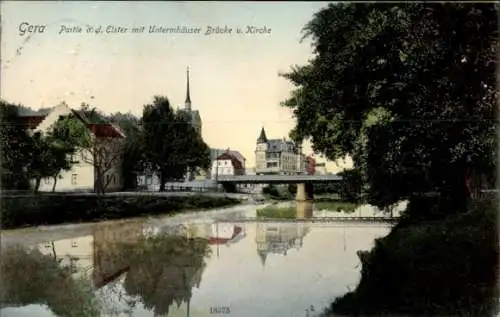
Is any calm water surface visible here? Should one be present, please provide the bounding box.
[1,202,393,317]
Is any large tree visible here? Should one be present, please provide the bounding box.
[107,112,144,190]
[28,131,75,193]
[0,101,33,189]
[281,3,497,212]
[141,96,210,191]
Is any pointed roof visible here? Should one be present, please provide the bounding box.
[257,126,268,143]
[185,67,191,104]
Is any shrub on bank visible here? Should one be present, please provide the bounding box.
[256,205,297,219]
[326,196,498,316]
[1,194,241,229]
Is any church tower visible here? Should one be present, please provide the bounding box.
[180,67,201,136]
[255,127,268,173]
[185,67,192,111]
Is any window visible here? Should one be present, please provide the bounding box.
[69,257,78,274]
[44,178,51,184]
[70,153,79,164]
[80,151,88,162]
[71,240,78,248]
[71,174,77,185]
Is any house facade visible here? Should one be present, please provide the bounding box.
[255,127,306,175]
[211,150,246,179]
[20,103,125,193]
[315,162,328,175]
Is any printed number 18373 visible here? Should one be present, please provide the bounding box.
[210,306,230,314]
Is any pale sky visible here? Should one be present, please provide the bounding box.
[1,1,352,172]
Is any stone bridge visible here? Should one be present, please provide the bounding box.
[215,174,343,201]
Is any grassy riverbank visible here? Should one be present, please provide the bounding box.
[1,194,241,229]
[256,199,358,219]
[257,204,298,219]
[325,195,498,316]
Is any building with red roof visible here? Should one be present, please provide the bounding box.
[211,149,246,179]
[19,103,125,193]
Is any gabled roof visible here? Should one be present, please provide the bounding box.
[87,123,125,138]
[227,150,245,164]
[216,152,244,170]
[207,226,242,245]
[17,105,125,139]
[18,115,46,129]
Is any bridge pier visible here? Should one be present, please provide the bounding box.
[296,200,313,218]
[296,183,313,201]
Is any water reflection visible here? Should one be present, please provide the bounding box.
[120,234,211,316]
[1,204,393,317]
[0,245,100,317]
[296,201,314,219]
[256,222,310,266]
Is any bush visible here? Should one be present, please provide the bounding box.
[1,194,241,229]
[256,205,297,219]
[327,196,498,316]
[262,185,280,197]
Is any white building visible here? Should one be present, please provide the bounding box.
[315,162,328,175]
[20,103,125,192]
[255,127,306,175]
[211,150,246,179]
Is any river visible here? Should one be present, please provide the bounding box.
[0,201,399,317]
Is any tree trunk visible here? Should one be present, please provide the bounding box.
[34,176,41,193]
[95,174,104,195]
[51,241,57,260]
[159,171,166,192]
[441,163,470,214]
[52,175,58,192]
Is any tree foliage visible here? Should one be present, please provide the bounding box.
[1,245,100,317]
[281,3,497,210]
[28,131,75,192]
[0,101,32,189]
[141,96,210,191]
[107,112,144,190]
[119,233,211,316]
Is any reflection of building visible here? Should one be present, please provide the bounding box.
[35,221,144,289]
[255,222,310,266]
[92,221,144,288]
[37,236,94,278]
[184,222,245,245]
[255,127,306,175]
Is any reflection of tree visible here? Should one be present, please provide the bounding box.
[120,234,211,316]
[0,245,100,317]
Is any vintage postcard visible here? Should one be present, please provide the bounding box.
[1,2,498,317]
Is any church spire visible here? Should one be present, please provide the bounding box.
[257,126,268,143]
[185,67,192,110]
